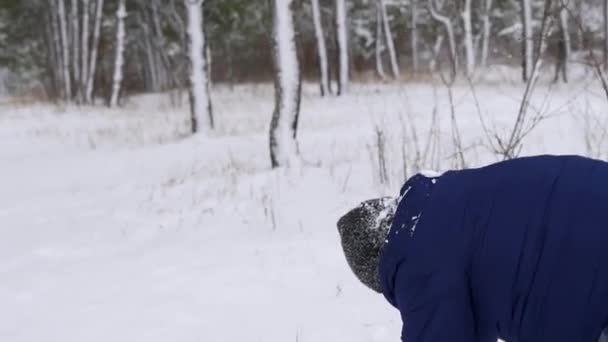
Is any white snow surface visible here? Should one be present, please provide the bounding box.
[0,73,607,341]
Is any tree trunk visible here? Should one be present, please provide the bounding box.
[375,2,386,80]
[411,0,419,74]
[574,0,584,51]
[44,9,61,98]
[269,0,301,168]
[462,0,475,76]
[481,0,493,68]
[150,0,175,90]
[379,0,400,79]
[604,0,608,69]
[428,0,457,81]
[558,4,570,81]
[110,0,127,107]
[57,0,72,100]
[186,0,213,134]
[311,0,331,96]
[429,33,444,71]
[521,0,533,81]
[49,0,64,96]
[136,13,159,92]
[71,0,80,100]
[335,0,349,95]
[81,0,90,102]
[85,0,104,103]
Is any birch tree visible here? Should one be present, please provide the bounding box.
[81,0,90,100]
[462,0,475,76]
[521,0,533,81]
[428,0,457,81]
[335,0,349,95]
[71,0,80,99]
[48,0,63,95]
[110,0,127,107]
[311,0,331,96]
[186,0,213,134]
[85,0,104,103]
[480,0,493,68]
[378,0,399,79]
[375,2,387,80]
[57,0,72,100]
[604,0,608,69]
[411,0,419,73]
[269,0,301,168]
[557,3,570,82]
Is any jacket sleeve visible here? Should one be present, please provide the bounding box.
[395,267,479,342]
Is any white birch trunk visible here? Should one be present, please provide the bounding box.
[186,0,213,133]
[375,2,386,80]
[85,0,104,103]
[311,0,330,96]
[429,0,458,79]
[335,0,349,95]
[379,0,400,79]
[71,0,80,96]
[110,0,127,107]
[462,0,475,76]
[559,4,570,79]
[604,0,608,69]
[429,33,444,71]
[81,0,90,100]
[58,0,72,100]
[411,0,419,73]
[521,0,533,81]
[269,0,301,168]
[481,0,493,68]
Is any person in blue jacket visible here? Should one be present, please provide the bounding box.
[337,155,608,342]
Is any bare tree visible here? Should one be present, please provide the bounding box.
[311,0,331,96]
[429,33,445,71]
[411,0,419,74]
[521,0,533,81]
[81,0,90,101]
[480,0,493,68]
[136,12,160,92]
[269,0,301,168]
[335,0,349,95]
[375,2,387,80]
[186,0,213,134]
[47,0,64,96]
[500,0,554,159]
[462,0,475,76]
[110,0,127,107]
[555,2,570,82]
[57,0,72,100]
[71,0,80,100]
[605,0,608,69]
[378,0,399,79]
[85,0,104,104]
[428,0,457,81]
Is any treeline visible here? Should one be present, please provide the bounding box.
[0,0,607,103]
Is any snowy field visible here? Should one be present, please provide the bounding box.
[1,68,607,341]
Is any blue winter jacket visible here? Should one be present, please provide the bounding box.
[379,155,608,342]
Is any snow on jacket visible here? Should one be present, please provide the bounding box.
[379,155,608,342]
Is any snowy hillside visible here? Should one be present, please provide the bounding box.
[1,74,607,341]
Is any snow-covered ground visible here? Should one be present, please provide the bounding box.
[1,70,607,341]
